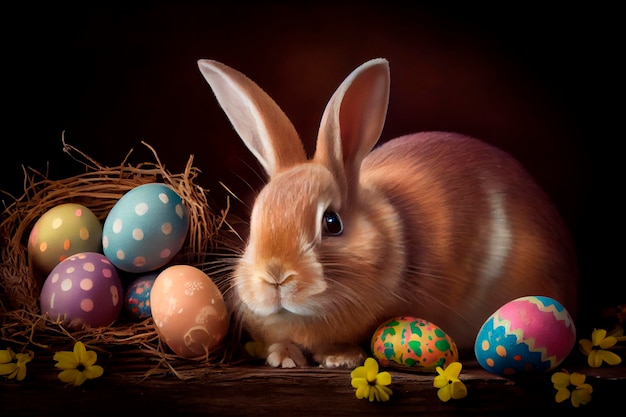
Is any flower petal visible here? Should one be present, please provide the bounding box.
[597,350,622,366]
[16,364,27,381]
[433,374,448,389]
[587,351,603,368]
[555,388,570,403]
[571,387,592,407]
[83,350,98,367]
[369,387,379,402]
[351,378,366,389]
[364,358,379,381]
[437,385,452,402]
[58,369,80,385]
[444,361,462,379]
[376,371,392,386]
[350,365,366,380]
[0,363,17,377]
[72,372,88,387]
[0,349,15,363]
[599,336,618,349]
[74,341,88,363]
[569,372,586,387]
[356,384,370,400]
[15,352,33,366]
[578,339,593,355]
[377,385,393,402]
[579,383,593,393]
[591,328,607,346]
[83,365,104,380]
[450,380,468,400]
[54,351,79,369]
[551,371,571,388]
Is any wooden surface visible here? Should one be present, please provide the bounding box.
[1,351,623,416]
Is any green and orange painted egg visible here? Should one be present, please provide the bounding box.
[371,316,459,370]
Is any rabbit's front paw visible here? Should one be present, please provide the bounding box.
[314,345,366,368]
[266,342,307,368]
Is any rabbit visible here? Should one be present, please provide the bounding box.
[197,57,578,368]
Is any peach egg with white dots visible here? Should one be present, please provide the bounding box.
[39,252,124,328]
[102,183,190,273]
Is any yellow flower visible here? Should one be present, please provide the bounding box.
[350,357,393,402]
[0,348,33,381]
[53,341,104,386]
[579,328,622,367]
[433,361,468,402]
[551,370,593,407]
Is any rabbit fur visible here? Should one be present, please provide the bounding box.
[197,58,578,368]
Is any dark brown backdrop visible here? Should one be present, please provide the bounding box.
[2,3,622,334]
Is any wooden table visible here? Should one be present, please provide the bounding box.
[1,350,623,416]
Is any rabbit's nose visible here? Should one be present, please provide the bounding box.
[264,258,297,286]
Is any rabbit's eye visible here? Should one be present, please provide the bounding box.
[323,211,343,236]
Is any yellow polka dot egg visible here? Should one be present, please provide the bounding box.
[102,183,190,273]
[28,203,103,277]
[371,316,459,370]
[474,296,576,376]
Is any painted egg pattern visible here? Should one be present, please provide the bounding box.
[371,316,459,370]
[102,183,189,273]
[474,295,576,376]
[28,203,102,276]
[124,273,157,321]
[150,265,229,358]
[39,252,123,328]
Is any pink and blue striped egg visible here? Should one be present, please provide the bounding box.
[474,296,576,376]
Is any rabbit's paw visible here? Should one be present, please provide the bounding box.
[266,342,307,368]
[314,345,366,368]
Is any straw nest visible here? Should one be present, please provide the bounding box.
[0,138,244,376]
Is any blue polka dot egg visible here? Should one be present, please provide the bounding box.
[102,183,189,273]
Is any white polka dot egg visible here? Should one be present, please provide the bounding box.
[39,252,123,328]
[102,183,190,273]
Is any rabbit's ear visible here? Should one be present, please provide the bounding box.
[314,58,390,203]
[198,60,307,178]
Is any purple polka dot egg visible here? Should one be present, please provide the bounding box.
[102,183,190,273]
[40,252,123,328]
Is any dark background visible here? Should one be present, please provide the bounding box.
[2,3,622,333]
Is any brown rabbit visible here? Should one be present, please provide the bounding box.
[197,58,578,368]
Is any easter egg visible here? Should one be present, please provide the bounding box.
[150,265,229,358]
[124,272,157,321]
[474,295,576,376]
[102,183,189,273]
[40,252,123,328]
[28,203,103,277]
[371,316,459,370]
